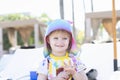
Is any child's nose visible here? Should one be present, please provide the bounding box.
[57,39,64,43]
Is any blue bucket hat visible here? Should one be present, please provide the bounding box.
[43,19,77,57]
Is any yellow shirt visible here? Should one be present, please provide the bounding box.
[48,52,72,80]
[37,52,86,80]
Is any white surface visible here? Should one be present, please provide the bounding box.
[80,42,120,80]
[109,71,120,80]
[0,42,120,80]
[0,47,44,80]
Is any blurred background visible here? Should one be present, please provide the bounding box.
[0,0,120,52]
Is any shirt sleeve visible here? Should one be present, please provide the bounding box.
[37,58,48,75]
[73,56,86,72]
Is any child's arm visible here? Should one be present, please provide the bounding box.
[37,73,47,80]
[37,59,48,80]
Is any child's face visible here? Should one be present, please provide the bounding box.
[47,30,71,55]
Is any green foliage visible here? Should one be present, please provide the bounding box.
[17,32,24,46]
[38,13,52,23]
[3,29,24,50]
[2,13,51,50]
[0,13,33,21]
[28,31,34,45]
[76,30,85,48]
[3,29,11,50]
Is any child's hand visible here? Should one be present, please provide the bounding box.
[57,71,70,80]
[63,61,77,76]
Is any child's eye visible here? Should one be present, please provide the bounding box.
[63,38,68,40]
[53,37,58,39]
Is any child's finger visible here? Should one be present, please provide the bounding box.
[64,60,72,66]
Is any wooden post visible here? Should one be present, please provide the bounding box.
[34,24,39,48]
[112,0,118,71]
